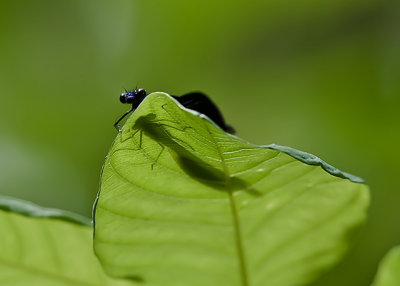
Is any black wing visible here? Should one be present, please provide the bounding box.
[172,92,235,134]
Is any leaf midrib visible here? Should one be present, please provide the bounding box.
[206,125,249,286]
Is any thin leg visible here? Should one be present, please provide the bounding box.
[160,104,194,130]
[156,123,194,150]
[114,107,135,131]
[138,129,143,149]
[158,123,192,132]
[120,127,139,143]
[151,143,165,170]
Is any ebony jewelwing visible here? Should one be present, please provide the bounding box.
[114,88,235,134]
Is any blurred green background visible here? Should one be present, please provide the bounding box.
[0,0,398,285]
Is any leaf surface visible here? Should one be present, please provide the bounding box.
[0,196,136,286]
[372,246,400,286]
[94,92,369,286]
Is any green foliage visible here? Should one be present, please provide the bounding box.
[0,196,135,286]
[93,93,369,286]
[1,2,398,284]
[372,246,400,286]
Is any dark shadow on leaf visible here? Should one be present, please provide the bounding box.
[124,275,144,283]
[171,151,260,196]
[124,114,260,197]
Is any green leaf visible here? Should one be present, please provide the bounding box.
[0,196,137,286]
[93,92,370,286]
[372,246,400,286]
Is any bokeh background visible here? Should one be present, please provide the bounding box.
[0,0,399,285]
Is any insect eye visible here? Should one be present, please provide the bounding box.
[120,93,129,104]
